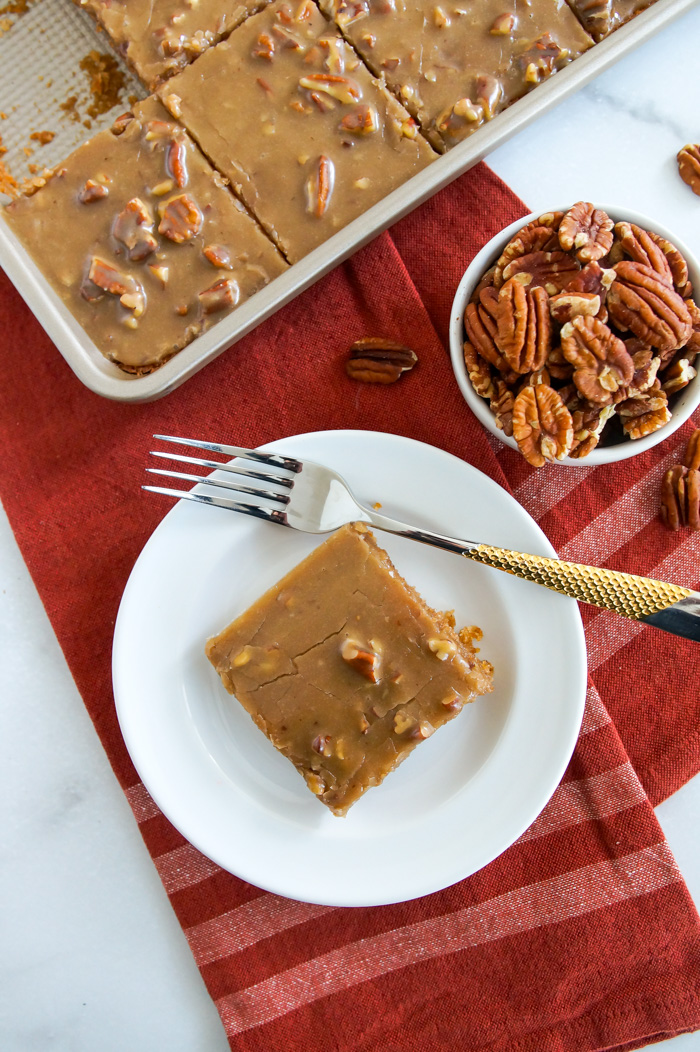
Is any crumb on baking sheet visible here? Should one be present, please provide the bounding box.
[79,50,127,120]
[29,130,55,145]
[0,138,18,197]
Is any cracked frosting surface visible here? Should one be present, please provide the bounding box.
[206,523,493,815]
[159,0,436,262]
[4,96,287,372]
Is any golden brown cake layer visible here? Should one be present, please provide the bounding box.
[158,0,436,262]
[319,0,594,151]
[4,96,287,372]
[206,523,493,816]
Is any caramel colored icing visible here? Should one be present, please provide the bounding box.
[319,0,594,150]
[206,523,493,816]
[4,96,287,371]
[158,0,436,263]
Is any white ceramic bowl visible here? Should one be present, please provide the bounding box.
[449,205,700,465]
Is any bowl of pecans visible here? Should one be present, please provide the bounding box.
[449,202,700,467]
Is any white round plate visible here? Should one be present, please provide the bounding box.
[113,430,587,907]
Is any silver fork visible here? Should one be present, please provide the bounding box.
[145,434,700,643]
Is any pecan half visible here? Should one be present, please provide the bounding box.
[614,221,673,286]
[495,279,551,373]
[112,197,158,261]
[464,296,511,374]
[563,260,615,299]
[306,155,334,218]
[660,465,700,530]
[82,256,146,317]
[560,316,634,404]
[608,261,693,355]
[490,379,514,436]
[558,202,614,263]
[622,347,661,398]
[546,343,574,381]
[684,429,700,470]
[501,250,580,294]
[494,279,547,374]
[493,217,562,287]
[346,337,417,383]
[463,341,495,399]
[198,278,240,314]
[158,194,203,243]
[678,144,700,198]
[512,385,573,467]
[165,137,188,188]
[684,298,700,362]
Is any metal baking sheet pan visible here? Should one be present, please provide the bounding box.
[0,0,697,402]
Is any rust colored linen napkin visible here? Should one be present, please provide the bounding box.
[1,163,699,1050]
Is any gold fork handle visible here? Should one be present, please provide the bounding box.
[463,544,700,641]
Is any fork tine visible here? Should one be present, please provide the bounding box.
[153,434,302,473]
[143,485,289,524]
[145,467,290,505]
[149,450,294,488]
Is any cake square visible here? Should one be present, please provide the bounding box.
[74,0,271,90]
[318,0,594,151]
[206,523,493,815]
[158,0,436,263]
[4,96,287,373]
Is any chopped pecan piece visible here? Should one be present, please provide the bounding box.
[203,244,232,269]
[475,74,503,120]
[112,197,158,261]
[346,337,417,383]
[158,194,203,243]
[560,316,634,404]
[463,341,495,399]
[684,298,700,362]
[78,178,109,204]
[501,250,580,294]
[436,97,484,139]
[299,73,361,103]
[339,105,378,135]
[608,261,693,356]
[660,465,700,530]
[494,279,551,374]
[512,385,573,467]
[306,155,334,218]
[83,256,146,317]
[493,218,562,287]
[567,0,612,41]
[621,347,661,398]
[519,34,569,85]
[618,381,671,439]
[490,380,515,437]
[549,291,601,324]
[199,278,240,315]
[490,12,517,34]
[253,32,275,60]
[570,403,615,459]
[678,144,700,198]
[340,638,381,682]
[661,357,696,394]
[165,137,188,188]
[558,202,614,263]
[685,429,700,470]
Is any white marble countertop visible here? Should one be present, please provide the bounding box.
[2,5,700,1048]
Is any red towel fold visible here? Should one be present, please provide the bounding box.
[1,162,699,1051]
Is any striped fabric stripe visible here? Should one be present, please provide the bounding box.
[216,842,681,1038]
